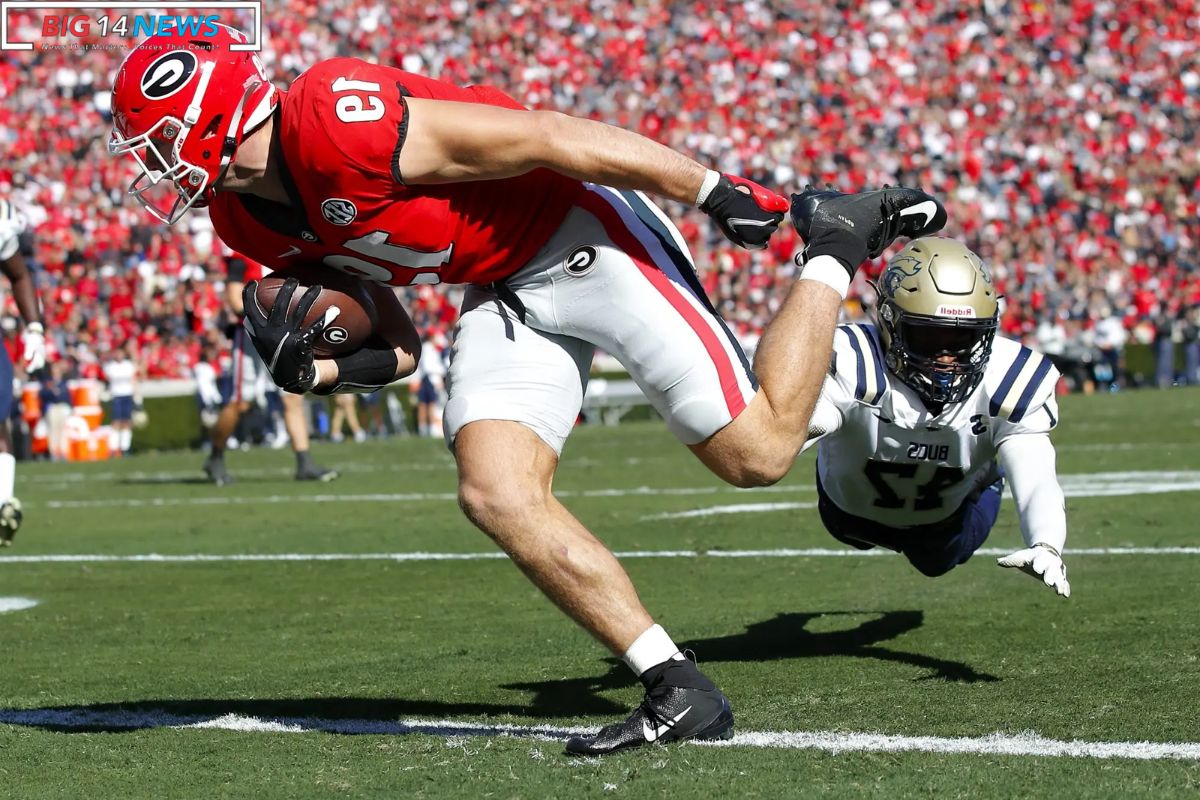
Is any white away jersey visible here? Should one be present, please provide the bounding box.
[0,199,26,261]
[812,323,1060,528]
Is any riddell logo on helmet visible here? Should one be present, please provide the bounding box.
[2,2,263,51]
[937,305,977,318]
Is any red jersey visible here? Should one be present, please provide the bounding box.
[210,58,585,286]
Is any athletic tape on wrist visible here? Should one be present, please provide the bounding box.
[694,169,721,208]
[313,345,399,395]
[797,253,852,298]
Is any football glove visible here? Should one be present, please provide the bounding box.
[698,173,788,250]
[21,322,45,373]
[997,543,1071,598]
[241,278,339,394]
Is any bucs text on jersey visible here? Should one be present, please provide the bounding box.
[209,58,586,287]
[809,323,1060,528]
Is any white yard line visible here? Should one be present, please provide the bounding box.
[644,502,817,520]
[2,546,1198,565]
[0,709,1195,760]
[34,470,1200,510]
[39,484,800,509]
[0,597,37,613]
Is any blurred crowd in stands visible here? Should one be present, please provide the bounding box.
[1,0,1197,396]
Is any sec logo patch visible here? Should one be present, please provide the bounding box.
[565,245,598,276]
[321,198,357,226]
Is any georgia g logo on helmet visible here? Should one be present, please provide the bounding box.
[139,51,198,100]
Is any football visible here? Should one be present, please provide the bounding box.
[253,264,379,357]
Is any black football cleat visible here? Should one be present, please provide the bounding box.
[295,463,339,482]
[564,658,734,756]
[0,498,23,546]
[791,185,948,265]
[203,456,234,487]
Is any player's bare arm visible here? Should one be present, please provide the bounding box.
[399,97,788,250]
[225,279,246,316]
[399,98,704,200]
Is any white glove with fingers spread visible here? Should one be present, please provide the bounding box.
[998,543,1070,598]
[21,322,45,373]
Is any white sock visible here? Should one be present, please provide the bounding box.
[119,429,132,452]
[623,624,685,676]
[0,453,14,503]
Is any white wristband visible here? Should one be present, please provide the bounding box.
[797,253,851,298]
[694,169,721,207]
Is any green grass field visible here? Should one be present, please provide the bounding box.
[2,388,1199,798]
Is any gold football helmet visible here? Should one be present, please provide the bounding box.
[875,237,999,405]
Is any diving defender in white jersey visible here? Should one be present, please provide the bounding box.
[803,237,1071,596]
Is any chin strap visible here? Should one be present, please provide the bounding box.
[210,80,262,193]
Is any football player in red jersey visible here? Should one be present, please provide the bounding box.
[202,249,338,486]
[109,26,947,754]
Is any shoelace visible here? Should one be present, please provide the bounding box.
[637,694,678,736]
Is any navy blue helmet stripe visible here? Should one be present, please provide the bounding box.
[840,326,868,401]
[619,189,758,390]
[989,347,1032,416]
[1010,357,1054,422]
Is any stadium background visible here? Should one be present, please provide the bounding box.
[1,3,1200,795]
[1,0,1198,448]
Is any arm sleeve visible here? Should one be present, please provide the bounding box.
[998,434,1067,553]
[225,257,248,284]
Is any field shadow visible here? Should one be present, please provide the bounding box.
[504,609,999,715]
[0,610,996,734]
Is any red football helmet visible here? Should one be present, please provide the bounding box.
[109,25,277,224]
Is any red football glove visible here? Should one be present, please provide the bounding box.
[699,173,789,250]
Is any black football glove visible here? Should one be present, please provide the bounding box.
[699,174,789,250]
[242,278,335,394]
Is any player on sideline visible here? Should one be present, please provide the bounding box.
[202,249,338,485]
[802,238,1070,596]
[108,27,946,754]
[0,198,47,545]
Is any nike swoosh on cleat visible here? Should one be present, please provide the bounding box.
[897,200,938,228]
[642,705,692,742]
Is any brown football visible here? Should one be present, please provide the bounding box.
[253,264,378,357]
